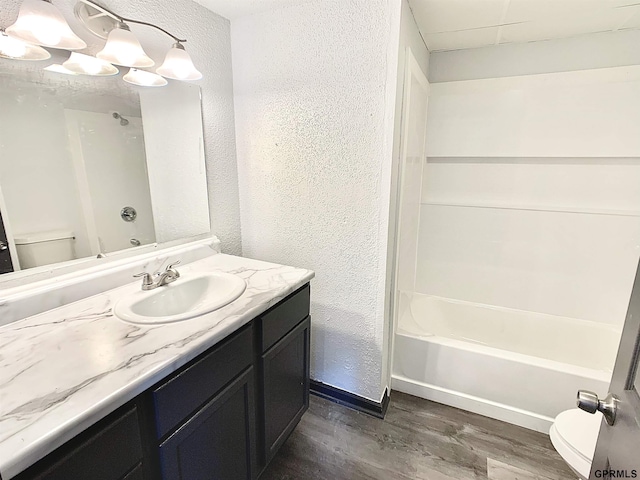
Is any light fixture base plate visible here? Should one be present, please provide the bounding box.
[74,1,119,39]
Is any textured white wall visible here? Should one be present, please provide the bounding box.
[1,0,242,255]
[232,0,401,401]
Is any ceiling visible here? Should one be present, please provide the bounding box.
[193,0,306,20]
[194,0,640,51]
[409,0,640,52]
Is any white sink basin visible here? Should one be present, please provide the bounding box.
[114,272,246,325]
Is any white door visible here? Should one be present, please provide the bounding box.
[584,259,640,478]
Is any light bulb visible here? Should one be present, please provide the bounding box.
[0,30,50,60]
[123,68,168,87]
[62,52,119,76]
[96,24,154,68]
[84,59,101,75]
[44,63,76,75]
[6,0,86,50]
[1,36,27,58]
[156,43,202,82]
[29,15,62,46]
[174,65,189,80]
[116,50,136,66]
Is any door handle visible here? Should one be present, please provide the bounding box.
[0,240,7,251]
[577,390,618,426]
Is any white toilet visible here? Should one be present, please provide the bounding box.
[14,230,76,269]
[550,409,602,479]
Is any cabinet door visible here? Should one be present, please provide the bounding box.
[153,324,253,439]
[121,463,144,480]
[14,406,143,480]
[262,316,310,462]
[159,367,257,480]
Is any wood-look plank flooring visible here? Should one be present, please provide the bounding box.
[261,392,574,480]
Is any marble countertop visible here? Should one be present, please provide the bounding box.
[0,254,314,480]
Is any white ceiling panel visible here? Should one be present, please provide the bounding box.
[425,27,500,51]
[409,0,640,51]
[504,0,633,23]
[500,6,635,43]
[619,6,640,29]
[410,0,507,34]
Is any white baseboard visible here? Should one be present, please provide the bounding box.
[391,374,554,434]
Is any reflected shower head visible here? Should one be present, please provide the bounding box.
[112,112,129,126]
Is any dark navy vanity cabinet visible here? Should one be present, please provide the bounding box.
[15,284,311,480]
[157,365,258,480]
[257,286,311,469]
[14,404,145,480]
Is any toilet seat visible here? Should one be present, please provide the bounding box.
[549,409,602,479]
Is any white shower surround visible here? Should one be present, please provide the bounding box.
[232,0,402,401]
[391,61,640,431]
[392,293,618,432]
[139,85,210,244]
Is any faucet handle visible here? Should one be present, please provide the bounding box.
[162,261,180,280]
[166,260,181,271]
[133,272,153,286]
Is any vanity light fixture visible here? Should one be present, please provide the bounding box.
[123,68,167,87]
[0,29,51,60]
[96,22,154,68]
[62,52,118,76]
[156,43,202,81]
[75,0,202,83]
[6,0,87,50]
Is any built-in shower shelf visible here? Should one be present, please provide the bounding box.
[421,201,640,217]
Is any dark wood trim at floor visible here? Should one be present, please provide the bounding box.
[309,380,390,419]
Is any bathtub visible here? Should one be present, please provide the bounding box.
[391,293,622,432]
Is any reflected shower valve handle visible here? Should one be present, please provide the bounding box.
[121,206,137,222]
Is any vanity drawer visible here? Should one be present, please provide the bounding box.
[152,324,253,439]
[260,284,310,352]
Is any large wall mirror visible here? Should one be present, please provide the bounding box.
[0,59,211,278]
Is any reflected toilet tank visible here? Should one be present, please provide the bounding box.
[14,231,76,269]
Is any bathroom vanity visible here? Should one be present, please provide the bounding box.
[0,250,314,480]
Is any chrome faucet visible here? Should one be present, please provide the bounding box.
[134,261,181,291]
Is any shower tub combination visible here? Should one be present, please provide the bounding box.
[391,292,621,432]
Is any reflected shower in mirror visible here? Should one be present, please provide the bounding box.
[0,65,210,275]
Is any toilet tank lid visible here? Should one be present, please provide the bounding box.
[14,230,75,245]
